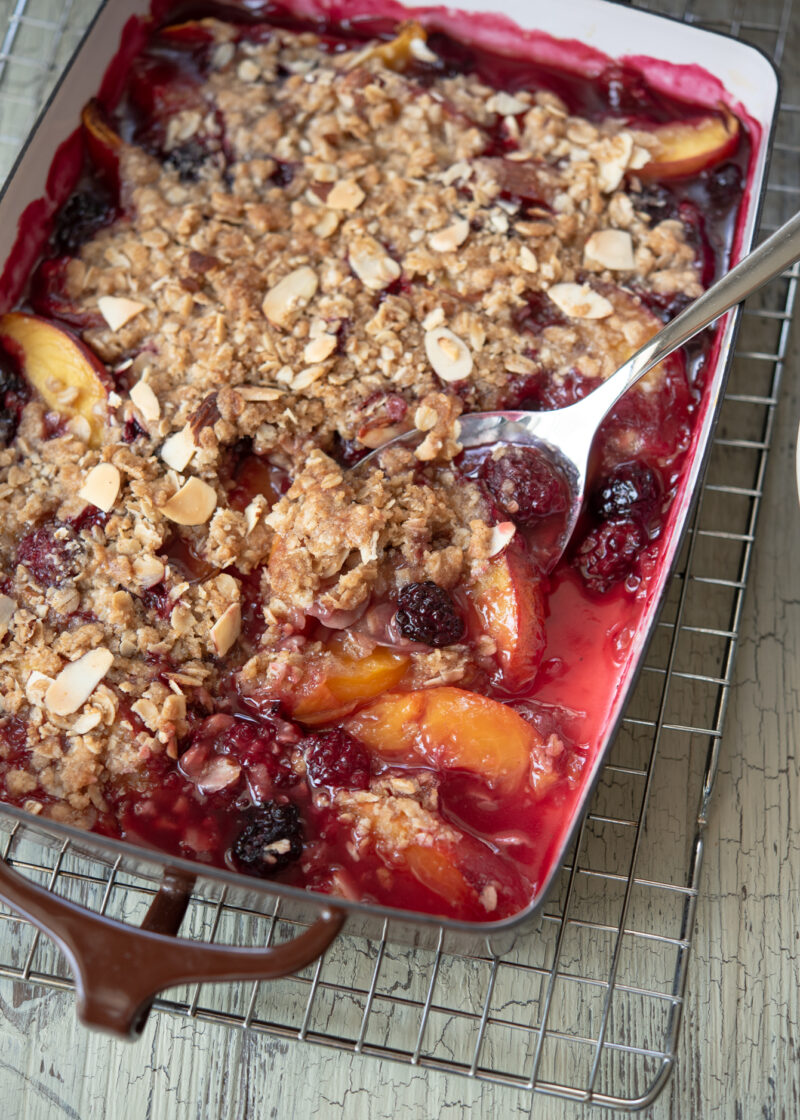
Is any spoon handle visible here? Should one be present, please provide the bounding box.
[578,208,800,420]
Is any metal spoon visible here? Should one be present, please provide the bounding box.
[361,209,800,571]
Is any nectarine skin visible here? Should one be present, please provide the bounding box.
[0,312,108,447]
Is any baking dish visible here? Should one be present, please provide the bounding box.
[0,0,778,1037]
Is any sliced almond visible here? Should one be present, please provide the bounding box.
[424,326,473,383]
[131,697,160,730]
[291,365,326,391]
[45,648,114,717]
[313,210,340,239]
[595,131,634,194]
[210,602,241,656]
[487,521,516,558]
[262,266,319,329]
[133,555,166,589]
[0,594,15,639]
[72,709,102,734]
[78,462,121,512]
[130,379,161,423]
[487,92,528,116]
[244,494,268,534]
[547,282,613,320]
[357,423,408,450]
[160,425,196,471]
[26,670,53,705]
[236,385,282,402]
[327,178,366,211]
[519,246,538,273]
[349,236,401,291]
[584,229,635,271]
[160,477,218,526]
[428,219,470,254]
[303,333,338,364]
[98,296,147,332]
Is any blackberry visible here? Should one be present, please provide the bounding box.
[53,190,114,255]
[591,461,660,524]
[303,728,371,790]
[0,349,30,448]
[630,183,679,225]
[575,519,645,593]
[511,289,566,335]
[231,802,303,875]
[480,446,569,525]
[396,581,465,647]
[165,140,209,182]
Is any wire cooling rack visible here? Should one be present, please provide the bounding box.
[0,0,796,1111]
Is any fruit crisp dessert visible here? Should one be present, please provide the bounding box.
[0,9,747,921]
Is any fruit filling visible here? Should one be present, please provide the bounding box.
[0,10,748,922]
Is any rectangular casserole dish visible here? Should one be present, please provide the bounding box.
[0,0,779,1036]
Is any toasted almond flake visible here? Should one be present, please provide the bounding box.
[0,594,15,638]
[68,415,91,443]
[161,477,218,526]
[98,296,147,332]
[584,229,635,271]
[313,210,340,238]
[160,425,196,471]
[236,385,282,402]
[244,494,268,534]
[487,92,528,116]
[596,132,634,193]
[428,218,469,253]
[45,648,114,717]
[424,326,473,383]
[357,423,407,450]
[237,58,260,82]
[409,35,437,62]
[303,333,338,364]
[487,522,516,558]
[327,178,366,211]
[276,365,295,384]
[26,670,53,705]
[133,555,166,589]
[519,246,538,273]
[291,365,326,391]
[210,602,241,656]
[422,307,446,331]
[197,755,242,793]
[72,709,102,734]
[547,282,614,320]
[130,379,161,422]
[78,462,121,512]
[131,697,160,730]
[349,236,401,291]
[262,266,318,329]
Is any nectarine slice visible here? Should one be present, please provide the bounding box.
[0,312,108,447]
[638,110,739,181]
[467,549,547,694]
[360,22,431,70]
[345,686,541,792]
[288,644,410,725]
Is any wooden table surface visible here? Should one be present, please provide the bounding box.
[0,1,798,1116]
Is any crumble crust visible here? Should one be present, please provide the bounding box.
[0,21,702,829]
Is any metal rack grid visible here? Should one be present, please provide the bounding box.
[0,0,795,1111]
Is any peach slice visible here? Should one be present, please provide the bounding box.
[467,549,547,694]
[638,110,739,180]
[81,99,123,194]
[288,644,410,725]
[0,312,108,447]
[403,844,475,909]
[345,686,541,792]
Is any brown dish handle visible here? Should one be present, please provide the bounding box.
[0,857,345,1038]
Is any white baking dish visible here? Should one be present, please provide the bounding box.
[0,0,779,1036]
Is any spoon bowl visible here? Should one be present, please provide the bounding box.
[360,210,800,571]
